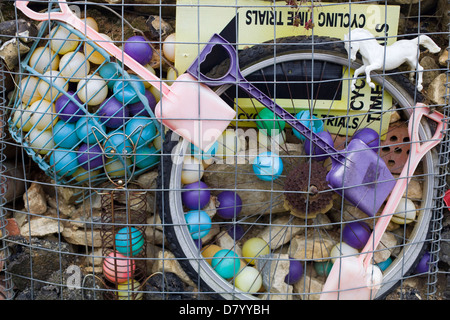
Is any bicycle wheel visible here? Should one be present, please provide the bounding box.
[157,35,439,300]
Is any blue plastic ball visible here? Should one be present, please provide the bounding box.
[285,257,304,284]
[124,35,153,65]
[252,151,283,181]
[104,132,134,158]
[134,144,159,169]
[377,257,393,272]
[99,62,122,89]
[75,116,106,144]
[98,97,129,129]
[129,90,156,117]
[182,181,211,210]
[414,252,431,274]
[185,210,211,240]
[293,110,324,141]
[115,227,145,257]
[125,117,157,147]
[190,141,218,160]
[49,149,78,177]
[52,120,79,149]
[113,75,146,105]
[211,249,240,279]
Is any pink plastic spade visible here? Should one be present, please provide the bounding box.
[15,0,235,152]
[320,104,445,300]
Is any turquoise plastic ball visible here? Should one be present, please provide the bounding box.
[293,110,324,141]
[211,249,240,279]
[114,227,144,257]
[190,141,218,160]
[49,149,78,177]
[134,144,159,169]
[125,117,157,147]
[52,120,79,149]
[252,151,283,181]
[99,62,122,89]
[185,210,211,240]
[75,116,106,144]
[104,132,134,158]
[113,75,145,105]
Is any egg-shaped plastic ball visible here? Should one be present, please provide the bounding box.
[181,156,204,184]
[128,90,157,117]
[182,181,210,210]
[201,244,222,265]
[12,104,33,132]
[216,191,242,219]
[98,97,129,129]
[115,227,145,257]
[190,141,218,161]
[124,35,153,65]
[38,70,68,101]
[235,266,262,293]
[392,198,417,224]
[293,110,324,141]
[414,252,430,274]
[252,151,283,181]
[330,242,359,263]
[304,130,334,161]
[376,257,392,272]
[59,51,90,82]
[256,108,286,136]
[105,157,133,178]
[117,279,143,300]
[19,76,42,105]
[99,62,122,89]
[75,117,106,144]
[104,132,134,158]
[28,99,58,131]
[185,210,212,240]
[125,117,157,147]
[242,238,270,265]
[55,91,85,123]
[134,144,159,169]
[113,75,146,105]
[77,75,108,106]
[102,251,135,284]
[28,128,55,155]
[77,143,104,170]
[211,249,240,279]
[227,224,245,241]
[342,221,372,250]
[285,257,304,284]
[314,260,333,277]
[29,46,59,73]
[163,33,176,62]
[49,26,80,54]
[352,127,380,149]
[72,167,101,183]
[52,120,79,149]
[84,33,111,65]
[49,148,79,177]
[85,17,99,31]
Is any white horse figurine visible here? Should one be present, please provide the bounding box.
[344,28,441,92]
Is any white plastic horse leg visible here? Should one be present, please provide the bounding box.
[351,65,366,91]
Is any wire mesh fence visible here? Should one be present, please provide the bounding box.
[0,0,449,301]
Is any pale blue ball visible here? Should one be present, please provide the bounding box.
[185,210,211,240]
[125,117,157,147]
[52,120,80,149]
[252,151,283,181]
[134,144,159,169]
[113,74,145,105]
[49,148,78,177]
[293,110,324,141]
[104,132,134,158]
[75,116,106,144]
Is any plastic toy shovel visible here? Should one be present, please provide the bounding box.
[187,33,395,217]
[320,105,445,300]
[15,0,236,152]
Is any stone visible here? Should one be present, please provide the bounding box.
[293,274,325,300]
[146,15,174,40]
[21,216,62,237]
[46,195,77,218]
[403,179,423,200]
[258,215,305,250]
[151,248,196,288]
[374,231,398,264]
[289,234,334,261]
[419,56,440,88]
[216,230,242,256]
[0,19,38,43]
[255,253,293,299]
[23,183,47,215]
[0,38,30,69]
[439,49,448,66]
[427,73,447,106]
[61,227,105,247]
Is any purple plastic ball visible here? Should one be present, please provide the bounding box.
[77,143,104,170]
[98,97,129,129]
[216,191,242,219]
[129,90,157,117]
[182,181,211,210]
[414,252,430,274]
[304,130,334,161]
[285,257,304,284]
[227,224,245,241]
[342,221,372,250]
[124,36,153,65]
[352,128,380,149]
[55,91,85,123]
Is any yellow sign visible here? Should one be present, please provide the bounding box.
[175,1,400,137]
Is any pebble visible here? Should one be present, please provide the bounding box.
[427,73,447,105]
[23,183,47,215]
[289,235,334,261]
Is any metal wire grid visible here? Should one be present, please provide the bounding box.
[0,0,448,300]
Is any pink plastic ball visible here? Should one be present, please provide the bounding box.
[102,251,136,283]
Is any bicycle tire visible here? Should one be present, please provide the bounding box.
[157,35,438,300]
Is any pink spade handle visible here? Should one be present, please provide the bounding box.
[360,104,445,268]
[15,0,172,97]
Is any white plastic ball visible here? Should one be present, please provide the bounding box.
[163,33,176,62]
[234,266,262,293]
[59,51,90,81]
[166,67,177,85]
[28,128,55,155]
[330,242,359,263]
[28,100,58,131]
[29,46,59,73]
[77,74,108,106]
[392,198,417,224]
[181,156,204,184]
[85,17,99,31]
[38,70,68,101]
[19,76,42,105]
[149,86,162,103]
[12,104,33,132]
[49,26,80,55]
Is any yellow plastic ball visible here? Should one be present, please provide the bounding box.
[28,100,58,131]
[38,70,68,101]
[242,238,270,265]
[85,17,99,32]
[105,157,132,178]
[59,51,90,81]
[29,47,59,73]
[163,33,176,62]
[12,104,33,132]
[234,266,262,293]
[391,198,417,225]
[72,167,102,183]
[166,67,177,85]
[181,156,204,184]
[117,279,143,300]
[19,76,42,105]
[201,244,222,265]
[77,74,108,106]
[49,26,80,55]
[84,34,111,65]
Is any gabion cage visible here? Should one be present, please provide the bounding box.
[0,0,449,303]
